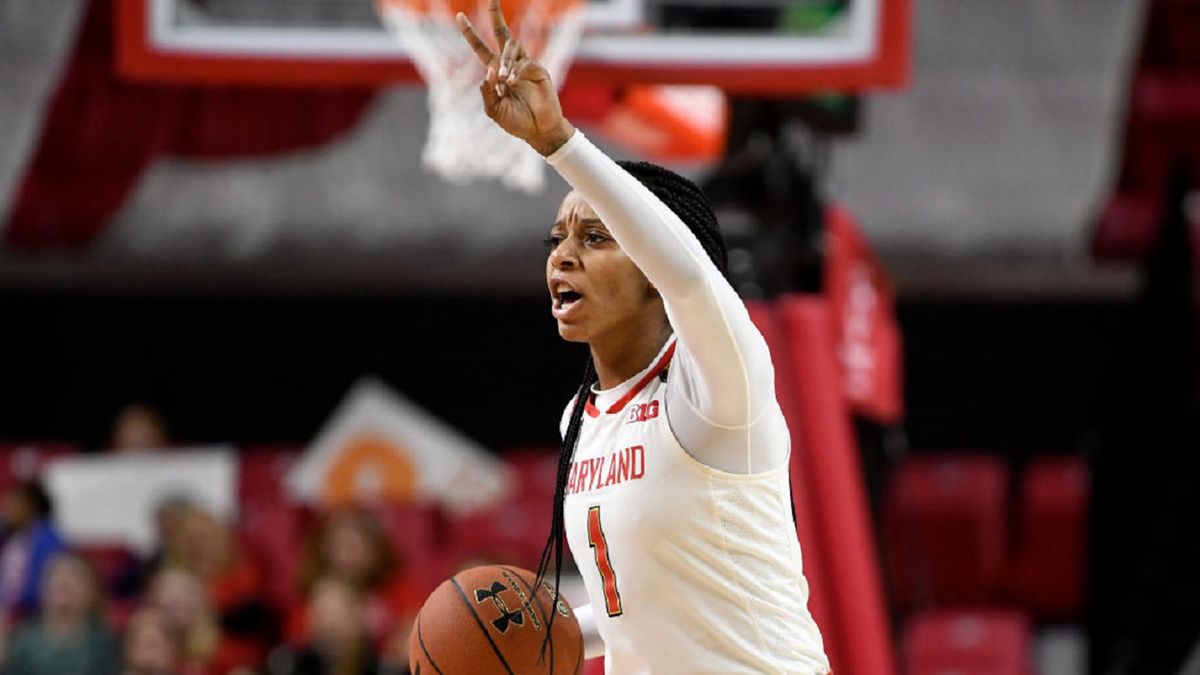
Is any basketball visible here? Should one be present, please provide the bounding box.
[410,565,584,674]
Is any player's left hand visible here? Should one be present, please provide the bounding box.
[456,0,575,156]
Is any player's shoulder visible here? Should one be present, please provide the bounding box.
[559,394,578,439]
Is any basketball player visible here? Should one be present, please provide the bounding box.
[458,3,830,672]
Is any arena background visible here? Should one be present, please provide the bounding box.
[1,0,1198,673]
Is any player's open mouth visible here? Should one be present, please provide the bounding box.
[552,288,584,319]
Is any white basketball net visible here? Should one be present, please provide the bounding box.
[379,0,585,193]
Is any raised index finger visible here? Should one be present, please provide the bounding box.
[489,0,512,48]
[456,13,495,66]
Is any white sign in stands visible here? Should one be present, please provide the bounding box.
[43,449,237,554]
[288,378,513,514]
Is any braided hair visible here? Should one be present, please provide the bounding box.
[534,160,728,654]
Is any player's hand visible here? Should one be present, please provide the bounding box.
[456,0,575,156]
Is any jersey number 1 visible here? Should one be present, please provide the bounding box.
[587,506,623,617]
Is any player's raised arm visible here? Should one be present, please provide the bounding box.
[459,1,775,444]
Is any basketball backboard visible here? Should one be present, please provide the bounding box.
[115,0,909,93]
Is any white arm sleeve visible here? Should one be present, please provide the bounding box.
[547,131,785,474]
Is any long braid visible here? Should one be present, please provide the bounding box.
[534,356,596,658]
[616,160,729,277]
[534,161,727,658]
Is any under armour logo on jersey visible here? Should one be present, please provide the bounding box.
[474,579,530,634]
[626,401,660,424]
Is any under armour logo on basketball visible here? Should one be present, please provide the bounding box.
[475,581,507,603]
[474,579,529,634]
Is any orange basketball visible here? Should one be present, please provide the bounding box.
[410,565,584,675]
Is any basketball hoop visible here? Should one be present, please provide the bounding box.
[377,0,585,193]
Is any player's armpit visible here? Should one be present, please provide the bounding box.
[574,603,606,659]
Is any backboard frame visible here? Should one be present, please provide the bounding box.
[114,0,909,94]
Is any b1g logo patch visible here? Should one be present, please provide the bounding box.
[627,401,659,424]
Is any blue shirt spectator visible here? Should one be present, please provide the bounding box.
[0,481,67,616]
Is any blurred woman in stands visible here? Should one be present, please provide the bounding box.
[289,509,418,668]
[0,481,66,617]
[3,553,120,675]
[164,506,274,656]
[108,403,169,453]
[147,567,260,674]
[286,577,381,675]
[120,494,196,598]
[120,607,182,675]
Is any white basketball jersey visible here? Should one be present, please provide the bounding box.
[562,341,830,674]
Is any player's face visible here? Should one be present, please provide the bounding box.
[546,191,660,344]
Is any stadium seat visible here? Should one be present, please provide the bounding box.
[0,442,79,490]
[1133,73,1200,126]
[237,446,301,505]
[341,500,446,598]
[503,447,561,508]
[1011,456,1089,620]
[76,543,137,590]
[1092,192,1163,261]
[903,609,1032,675]
[237,500,308,608]
[445,500,549,572]
[885,454,1010,609]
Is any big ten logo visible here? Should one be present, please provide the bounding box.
[626,401,660,424]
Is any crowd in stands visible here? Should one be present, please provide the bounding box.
[0,404,472,675]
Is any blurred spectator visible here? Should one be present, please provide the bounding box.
[0,482,67,617]
[289,509,420,652]
[120,607,181,675]
[119,494,197,599]
[289,578,380,675]
[167,506,273,644]
[146,568,260,675]
[109,404,169,453]
[3,553,120,675]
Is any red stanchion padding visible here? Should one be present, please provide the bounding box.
[747,302,843,673]
[903,609,1032,675]
[777,295,896,675]
[1011,456,1089,619]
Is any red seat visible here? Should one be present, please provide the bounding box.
[1010,457,1089,619]
[903,609,1032,675]
[237,500,308,608]
[237,446,301,505]
[1133,73,1200,126]
[0,442,79,489]
[445,501,549,572]
[504,447,561,507]
[76,543,137,590]
[886,454,1009,609]
[1092,192,1163,261]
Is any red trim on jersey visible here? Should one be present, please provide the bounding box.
[585,340,677,418]
[584,396,601,418]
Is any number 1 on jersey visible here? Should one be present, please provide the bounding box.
[587,505,623,617]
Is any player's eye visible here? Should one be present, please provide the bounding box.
[543,234,564,249]
[585,231,609,244]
